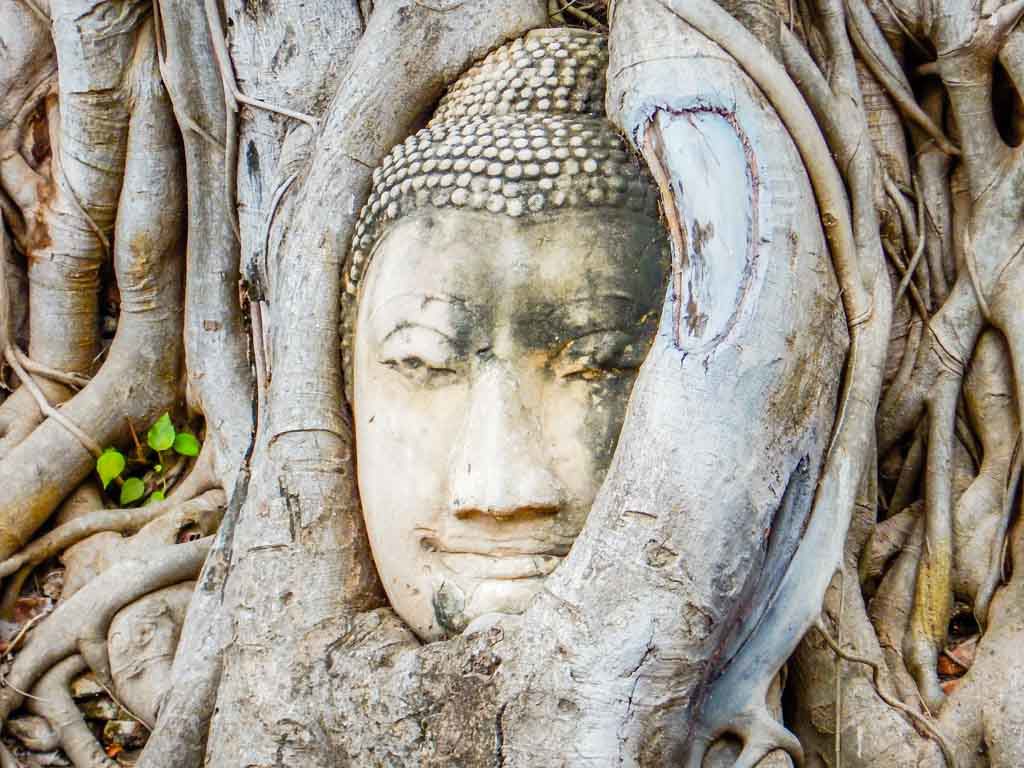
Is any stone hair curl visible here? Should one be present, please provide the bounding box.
[339,27,663,383]
[342,27,662,298]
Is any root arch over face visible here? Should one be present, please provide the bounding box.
[2,0,1024,766]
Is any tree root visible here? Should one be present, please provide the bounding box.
[0,537,210,728]
[7,716,59,752]
[645,1,889,765]
[958,329,1020,623]
[844,0,959,157]
[13,348,89,390]
[107,582,195,728]
[859,503,917,584]
[905,369,960,713]
[869,519,927,709]
[910,84,954,306]
[136,471,244,768]
[814,620,957,767]
[888,427,923,516]
[25,655,116,768]
[880,171,928,313]
[56,489,224,605]
[155,0,256,490]
[973,442,1021,627]
[3,344,101,457]
[0,489,225,581]
[0,21,186,561]
[877,274,984,457]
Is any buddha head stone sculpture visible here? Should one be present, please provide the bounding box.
[344,28,669,640]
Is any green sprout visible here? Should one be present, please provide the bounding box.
[94,412,202,506]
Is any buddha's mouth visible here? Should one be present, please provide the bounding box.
[416,531,563,574]
[436,550,563,580]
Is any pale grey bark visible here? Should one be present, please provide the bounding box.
[2,0,1024,766]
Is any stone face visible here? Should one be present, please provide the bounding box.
[345,26,669,642]
[106,582,194,725]
[352,208,667,640]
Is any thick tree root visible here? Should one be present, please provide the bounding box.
[25,655,116,768]
[905,369,960,713]
[0,537,211,728]
[957,330,1019,623]
[154,0,255,488]
[637,0,889,764]
[0,21,186,560]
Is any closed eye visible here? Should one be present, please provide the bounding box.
[554,329,648,381]
[383,356,457,376]
[375,323,464,387]
[379,352,461,387]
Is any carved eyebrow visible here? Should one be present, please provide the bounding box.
[365,290,467,324]
[366,291,471,346]
[379,320,456,345]
[419,292,469,310]
[564,292,636,305]
[529,294,636,321]
[555,294,638,329]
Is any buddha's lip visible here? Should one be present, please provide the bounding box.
[436,550,563,580]
[418,533,572,558]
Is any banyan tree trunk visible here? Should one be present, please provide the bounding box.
[2,0,1024,765]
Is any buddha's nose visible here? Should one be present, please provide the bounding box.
[448,364,566,519]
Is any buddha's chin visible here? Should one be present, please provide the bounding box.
[429,571,550,638]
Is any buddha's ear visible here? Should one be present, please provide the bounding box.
[339,297,357,411]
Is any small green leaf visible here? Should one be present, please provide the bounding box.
[120,477,145,505]
[154,464,163,473]
[96,449,125,489]
[173,432,200,457]
[147,413,175,452]
[145,490,166,506]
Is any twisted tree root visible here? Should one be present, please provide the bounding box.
[25,655,116,768]
[859,503,917,584]
[0,537,211,728]
[136,471,244,768]
[0,489,225,581]
[814,620,956,767]
[869,519,928,709]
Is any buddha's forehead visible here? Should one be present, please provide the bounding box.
[361,208,666,314]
